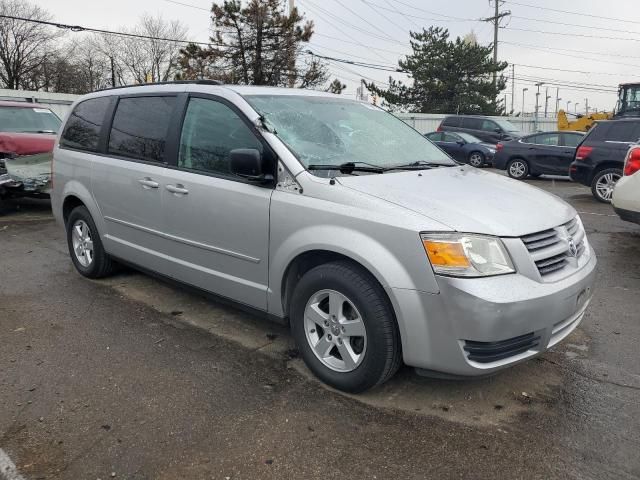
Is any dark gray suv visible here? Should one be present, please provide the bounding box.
[439,115,523,144]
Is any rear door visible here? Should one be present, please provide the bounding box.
[160,94,275,309]
[559,133,584,174]
[461,117,489,142]
[526,132,566,174]
[90,94,180,272]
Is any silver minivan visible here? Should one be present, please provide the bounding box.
[51,81,596,392]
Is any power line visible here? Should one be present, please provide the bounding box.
[510,14,640,36]
[0,13,214,46]
[504,26,640,42]
[513,63,640,79]
[162,0,209,11]
[313,33,407,56]
[505,1,640,26]
[386,0,476,22]
[333,0,399,42]
[381,0,423,30]
[359,0,410,35]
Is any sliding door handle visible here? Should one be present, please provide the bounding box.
[166,184,189,195]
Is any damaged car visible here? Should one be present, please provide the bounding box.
[0,100,61,199]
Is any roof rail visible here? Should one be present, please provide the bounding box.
[96,79,223,92]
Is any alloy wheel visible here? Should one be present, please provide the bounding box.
[595,172,621,202]
[509,160,526,178]
[71,220,94,267]
[303,289,367,372]
[469,153,483,167]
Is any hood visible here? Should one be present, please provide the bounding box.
[0,132,56,156]
[336,165,575,237]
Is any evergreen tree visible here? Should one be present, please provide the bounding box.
[367,27,508,115]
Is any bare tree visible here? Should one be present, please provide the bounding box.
[120,14,187,84]
[0,0,61,89]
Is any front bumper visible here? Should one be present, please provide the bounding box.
[389,247,597,376]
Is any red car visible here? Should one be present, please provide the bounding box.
[0,100,61,198]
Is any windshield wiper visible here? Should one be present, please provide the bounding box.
[389,161,453,170]
[307,161,386,174]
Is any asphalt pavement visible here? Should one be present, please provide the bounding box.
[0,173,639,480]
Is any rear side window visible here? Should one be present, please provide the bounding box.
[60,97,111,152]
[442,132,460,142]
[462,117,483,130]
[532,133,560,146]
[583,122,609,142]
[108,96,176,163]
[606,122,640,142]
[562,133,583,147]
[441,117,460,127]
[425,132,442,141]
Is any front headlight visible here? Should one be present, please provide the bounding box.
[421,233,515,277]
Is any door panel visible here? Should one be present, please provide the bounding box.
[161,96,273,309]
[92,95,178,270]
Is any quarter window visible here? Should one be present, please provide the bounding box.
[108,96,176,163]
[178,98,262,176]
[442,132,460,142]
[563,133,583,147]
[60,97,111,152]
[481,120,499,132]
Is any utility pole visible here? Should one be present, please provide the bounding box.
[555,88,560,115]
[522,87,528,116]
[481,1,511,91]
[567,100,571,112]
[511,64,515,114]
[289,0,295,14]
[585,98,589,115]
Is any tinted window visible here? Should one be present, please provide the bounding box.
[563,133,583,147]
[462,117,483,130]
[442,117,460,127]
[532,133,560,146]
[584,122,610,142]
[178,98,262,176]
[60,97,111,152]
[425,132,442,141]
[0,106,61,133]
[442,132,460,142]
[481,119,499,132]
[606,122,640,142]
[108,96,175,163]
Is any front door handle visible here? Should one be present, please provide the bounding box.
[166,184,189,195]
[138,178,159,189]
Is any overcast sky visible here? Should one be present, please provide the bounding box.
[41,0,640,114]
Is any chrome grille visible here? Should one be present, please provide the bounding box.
[521,217,586,278]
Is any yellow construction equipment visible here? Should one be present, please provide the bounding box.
[557,110,612,132]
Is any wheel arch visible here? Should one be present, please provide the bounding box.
[588,161,623,184]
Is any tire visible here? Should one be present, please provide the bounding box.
[468,151,485,167]
[66,206,115,278]
[591,168,622,203]
[507,158,529,180]
[290,261,401,393]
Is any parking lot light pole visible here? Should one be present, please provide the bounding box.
[574,103,580,114]
[534,82,544,131]
[567,100,572,112]
[522,87,528,116]
[556,97,562,115]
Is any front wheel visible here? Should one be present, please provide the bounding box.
[507,159,529,179]
[290,261,401,393]
[468,151,485,167]
[591,168,622,203]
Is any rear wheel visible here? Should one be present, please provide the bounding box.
[507,159,529,180]
[66,206,115,278]
[591,168,622,203]
[290,261,401,393]
[468,151,485,167]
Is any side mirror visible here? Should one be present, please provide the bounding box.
[457,140,465,146]
[229,148,272,183]
[494,128,502,134]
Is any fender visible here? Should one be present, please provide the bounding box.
[267,224,439,318]
[59,179,106,237]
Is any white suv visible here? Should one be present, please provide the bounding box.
[613,145,640,224]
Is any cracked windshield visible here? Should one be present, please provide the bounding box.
[247,95,454,172]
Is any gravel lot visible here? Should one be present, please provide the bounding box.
[1,172,639,479]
